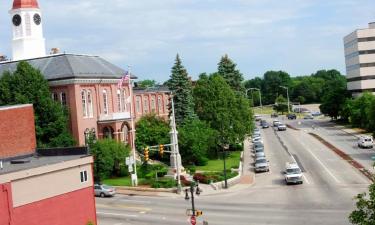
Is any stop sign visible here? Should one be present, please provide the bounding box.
[190,216,196,225]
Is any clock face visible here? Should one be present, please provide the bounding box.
[33,14,41,25]
[12,14,21,26]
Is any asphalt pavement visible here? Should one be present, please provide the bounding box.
[97,116,371,225]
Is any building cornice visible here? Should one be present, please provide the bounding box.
[49,78,122,86]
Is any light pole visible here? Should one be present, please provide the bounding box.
[279,86,290,113]
[246,88,263,114]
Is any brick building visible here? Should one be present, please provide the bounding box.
[0,104,97,225]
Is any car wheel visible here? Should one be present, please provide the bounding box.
[100,193,105,198]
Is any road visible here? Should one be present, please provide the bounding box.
[97,117,370,225]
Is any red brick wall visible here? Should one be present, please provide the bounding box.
[0,105,36,158]
[0,183,12,225]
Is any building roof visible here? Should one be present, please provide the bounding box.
[0,53,136,81]
[0,104,32,111]
[133,85,170,94]
[12,0,39,9]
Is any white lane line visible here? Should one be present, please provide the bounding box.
[299,139,341,183]
[97,212,138,218]
[302,174,310,184]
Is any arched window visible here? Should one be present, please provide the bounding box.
[151,96,156,113]
[144,96,149,113]
[52,93,58,102]
[103,90,108,115]
[158,95,163,113]
[60,92,67,106]
[87,91,93,117]
[81,90,87,117]
[164,95,169,112]
[136,96,141,113]
[117,89,122,112]
[25,13,31,36]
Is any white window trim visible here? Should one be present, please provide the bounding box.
[87,90,93,118]
[60,92,67,106]
[80,170,88,183]
[82,90,88,118]
[103,89,109,115]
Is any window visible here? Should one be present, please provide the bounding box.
[122,90,127,112]
[144,96,149,113]
[136,96,141,113]
[117,89,122,112]
[164,96,169,112]
[80,170,88,183]
[25,13,31,36]
[81,90,87,118]
[60,92,67,106]
[158,95,163,113]
[52,93,58,102]
[103,90,108,115]
[151,96,156,113]
[87,91,93,118]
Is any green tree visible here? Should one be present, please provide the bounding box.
[135,114,170,152]
[167,54,196,125]
[193,73,253,151]
[217,54,245,92]
[179,119,218,165]
[262,71,291,105]
[320,77,349,119]
[90,139,130,181]
[349,183,375,225]
[0,61,75,147]
[273,95,289,114]
[138,79,157,88]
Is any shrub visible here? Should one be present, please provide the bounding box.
[151,178,176,188]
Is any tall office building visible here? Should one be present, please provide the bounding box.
[344,22,375,96]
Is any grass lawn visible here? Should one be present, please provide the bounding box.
[196,151,242,172]
[253,106,274,115]
[102,177,148,186]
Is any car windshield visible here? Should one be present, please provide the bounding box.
[102,185,112,189]
[286,168,301,174]
[365,138,372,142]
[256,159,267,164]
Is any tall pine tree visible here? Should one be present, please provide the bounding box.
[218,54,245,92]
[167,54,195,126]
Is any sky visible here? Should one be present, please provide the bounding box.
[0,0,374,82]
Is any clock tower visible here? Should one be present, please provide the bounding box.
[10,0,46,61]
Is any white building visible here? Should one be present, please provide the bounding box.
[344,22,375,96]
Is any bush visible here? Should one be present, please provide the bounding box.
[151,178,176,188]
[193,171,238,184]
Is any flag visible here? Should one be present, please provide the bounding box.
[117,71,131,88]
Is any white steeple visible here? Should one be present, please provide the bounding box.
[10,0,46,61]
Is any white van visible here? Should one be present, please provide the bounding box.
[357,136,373,148]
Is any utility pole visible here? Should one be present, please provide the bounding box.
[280,86,290,113]
[128,66,138,186]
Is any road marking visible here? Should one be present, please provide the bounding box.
[96,203,152,212]
[299,138,341,183]
[302,174,310,184]
[97,211,138,218]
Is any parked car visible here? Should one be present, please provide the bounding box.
[254,157,270,173]
[253,142,264,149]
[303,114,314,120]
[271,112,278,118]
[94,184,116,197]
[311,111,322,117]
[287,114,296,120]
[273,120,280,127]
[255,115,262,121]
[358,135,374,148]
[284,163,303,185]
[254,149,265,158]
[252,136,262,143]
[277,123,287,131]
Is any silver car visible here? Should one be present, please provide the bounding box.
[254,157,270,173]
[94,184,116,197]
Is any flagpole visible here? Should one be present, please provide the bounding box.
[128,66,138,186]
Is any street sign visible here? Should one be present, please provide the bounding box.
[129,156,134,164]
[190,216,196,225]
[128,165,133,173]
[125,157,130,165]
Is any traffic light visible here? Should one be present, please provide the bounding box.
[144,147,149,162]
[196,210,203,217]
[159,144,164,156]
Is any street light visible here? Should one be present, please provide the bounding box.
[279,86,290,113]
[246,88,263,114]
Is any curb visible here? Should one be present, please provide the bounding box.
[115,186,177,193]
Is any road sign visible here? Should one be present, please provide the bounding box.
[125,157,130,165]
[129,156,134,164]
[128,165,133,173]
[190,216,196,225]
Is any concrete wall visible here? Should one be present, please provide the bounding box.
[0,104,36,159]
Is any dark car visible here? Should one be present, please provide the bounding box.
[260,120,269,128]
[287,114,296,120]
[271,113,278,118]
